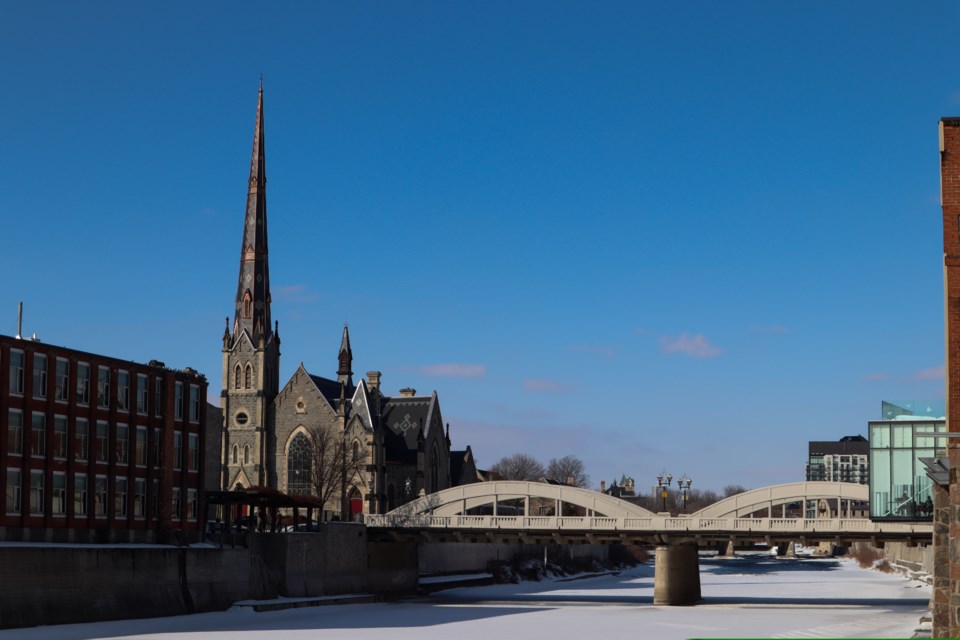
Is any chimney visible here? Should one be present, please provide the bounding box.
[16,301,22,340]
[399,387,416,397]
[366,371,381,393]
[600,480,606,493]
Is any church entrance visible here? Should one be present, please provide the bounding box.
[348,488,362,521]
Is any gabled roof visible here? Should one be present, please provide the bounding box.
[350,379,374,431]
[381,395,432,451]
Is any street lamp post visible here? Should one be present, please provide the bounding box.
[678,475,693,513]
[656,471,673,512]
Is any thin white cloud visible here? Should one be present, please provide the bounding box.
[419,364,487,378]
[914,365,945,381]
[274,284,320,303]
[861,372,890,382]
[660,333,723,358]
[522,379,570,392]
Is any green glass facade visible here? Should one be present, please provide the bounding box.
[868,418,944,521]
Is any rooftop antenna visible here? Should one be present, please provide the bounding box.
[16,301,22,340]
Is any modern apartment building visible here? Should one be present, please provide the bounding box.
[805,435,869,484]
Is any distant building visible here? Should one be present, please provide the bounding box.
[0,333,208,542]
[600,475,636,499]
[805,435,868,484]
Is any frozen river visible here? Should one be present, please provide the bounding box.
[1,556,930,640]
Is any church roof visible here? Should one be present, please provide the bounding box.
[381,396,432,451]
[307,373,347,404]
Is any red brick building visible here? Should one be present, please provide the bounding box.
[0,334,208,542]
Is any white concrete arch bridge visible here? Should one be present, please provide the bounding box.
[364,480,932,605]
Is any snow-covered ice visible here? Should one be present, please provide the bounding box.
[0,556,930,639]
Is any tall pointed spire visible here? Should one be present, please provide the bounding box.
[338,324,354,388]
[234,82,272,344]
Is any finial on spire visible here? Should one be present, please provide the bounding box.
[259,74,263,91]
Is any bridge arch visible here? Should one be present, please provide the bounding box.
[387,480,658,518]
[690,481,868,519]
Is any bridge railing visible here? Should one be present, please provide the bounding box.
[362,514,932,536]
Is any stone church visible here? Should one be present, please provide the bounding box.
[219,85,477,518]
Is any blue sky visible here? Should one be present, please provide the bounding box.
[1,2,956,493]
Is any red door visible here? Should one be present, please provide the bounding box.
[350,498,362,520]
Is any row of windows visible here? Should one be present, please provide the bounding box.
[7,351,202,422]
[4,410,199,470]
[234,363,254,390]
[4,469,198,520]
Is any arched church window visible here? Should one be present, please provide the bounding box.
[243,445,250,465]
[234,365,241,390]
[430,444,439,492]
[244,365,252,389]
[352,440,359,463]
[287,433,312,496]
[243,291,252,319]
[232,445,238,464]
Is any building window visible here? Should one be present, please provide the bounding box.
[32,353,47,399]
[152,479,159,519]
[244,365,252,389]
[235,365,241,390]
[55,358,69,402]
[172,487,181,519]
[94,476,108,517]
[287,433,312,495]
[31,413,45,457]
[9,350,24,395]
[134,479,145,518]
[7,410,23,455]
[116,424,129,464]
[175,382,183,420]
[243,444,250,465]
[189,386,200,422]
[153,428,162,466]
[232,444,238,465]
[30,471,44,515]
[188,433,199,471]
[352,440,359,463]
[52,473,66,516]
[243,291,252,319]
[115,477,127,517]
[77,363,90,404]
[188,488,198,520]
[97,367,110,408]
[5,469,20,514]
[95,421,109,463]
[74,474,87,516]
[75,419,88,461]
[136,374,148,414]
[54,415,67,459]
[173,431,183,470]
[117,371,130,411]
[135,427,147,466]
[155,378,163,417]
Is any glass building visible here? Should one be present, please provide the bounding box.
[868,401,945,521]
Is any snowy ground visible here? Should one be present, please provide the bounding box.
[1,556,930,640]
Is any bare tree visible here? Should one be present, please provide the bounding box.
[288,426,361,518]
[723,484,748,498]
[490,453,545,481]
[546,455,590,488]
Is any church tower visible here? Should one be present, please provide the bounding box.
[221,82,281,490]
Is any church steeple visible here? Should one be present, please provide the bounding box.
[338,324,354,389]
[234,82,272,344]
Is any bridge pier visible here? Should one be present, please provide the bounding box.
[653,543,701,606]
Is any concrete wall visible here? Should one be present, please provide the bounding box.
[1,524,417,630]
[419,541,610,574]
[0,546,249,629]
